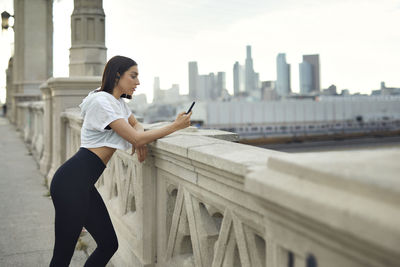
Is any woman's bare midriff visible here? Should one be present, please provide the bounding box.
[88,146,117,165]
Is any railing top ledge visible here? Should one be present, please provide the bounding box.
[150,125,284,177]
[31,101,44,109]
[62,108,83,123]
[144,121,239,142]
[62,109,284,177]
[13,93,41,98]
[47,76,102,85]
[17,102,31,108]
[264,149,400,199]
[17,101,44,110]
[245,148,400,256]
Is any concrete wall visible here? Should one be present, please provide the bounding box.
[204,97,400,126]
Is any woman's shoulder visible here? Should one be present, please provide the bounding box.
[92,91,117,104]
[86,90,127,113]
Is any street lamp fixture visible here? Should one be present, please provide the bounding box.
[1,11,14,30]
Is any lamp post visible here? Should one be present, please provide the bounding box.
[1,10,14,118]
[1,11,14,30]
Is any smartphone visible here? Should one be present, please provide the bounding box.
[186,101,195,114]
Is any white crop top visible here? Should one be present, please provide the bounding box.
[79,89,133,151]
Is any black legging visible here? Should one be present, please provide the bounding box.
[49,147,118,267]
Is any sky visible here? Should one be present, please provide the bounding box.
[1,0,400,103]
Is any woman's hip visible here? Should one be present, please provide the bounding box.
[50,147,106,195]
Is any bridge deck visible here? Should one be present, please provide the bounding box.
[0,117,90,266]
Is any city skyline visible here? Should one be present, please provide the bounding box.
[1,0,400,103]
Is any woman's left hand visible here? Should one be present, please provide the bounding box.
[136,145,148,163]
[131,128,147,163]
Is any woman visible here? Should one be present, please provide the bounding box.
[49,55,192,266]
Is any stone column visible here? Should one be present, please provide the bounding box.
[12,0,53,95]
[10,0,53,126]
[46,77,102,186]
[39,82,52,177]
[69,0,107,76]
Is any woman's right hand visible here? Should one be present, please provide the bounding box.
[173,111,192,130]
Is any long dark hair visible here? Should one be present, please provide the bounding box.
[100,55,137,99]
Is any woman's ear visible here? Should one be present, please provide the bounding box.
[115,73,121,84]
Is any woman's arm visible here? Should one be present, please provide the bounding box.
[128,114,144,132]
[134,123,144,132]
[110,112,191,147]
[127,114,146,161]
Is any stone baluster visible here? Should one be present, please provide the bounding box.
[39,82,52,177]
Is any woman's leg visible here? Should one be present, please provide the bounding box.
[83,187,119,267]
[49,181,90,266]
[49,208,87,266]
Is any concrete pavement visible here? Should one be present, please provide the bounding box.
[0,117,91,267]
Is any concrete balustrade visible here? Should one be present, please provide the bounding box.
[29,101,44,162]
[61,108,83,161]
[15,100,45,163]
[12,94,41,127]
[14,102,400,267]
[16,102,29,137]
[246,151,400,267]
[39,82,53,176]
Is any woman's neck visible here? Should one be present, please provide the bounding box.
[112,87,122,99]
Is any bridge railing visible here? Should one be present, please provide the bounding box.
[16,101,44,162]
[16,102,400,267]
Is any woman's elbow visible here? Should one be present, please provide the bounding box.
[132,132,146,147]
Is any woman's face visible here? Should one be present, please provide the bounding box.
[117,65,140,97]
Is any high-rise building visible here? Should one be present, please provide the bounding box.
[276,53,291,97]
[188,61,199,100]
[164,84,180,103]
[245,45,255,92]
[254,72,260,91]
[216,72,226,99]
[198,74,213,101]
[299,61,313,94]
[233,61,246,96]
[197,73,216,101]
[302,54,320,92]
[208,72,216,99]
[261,81,278,101]
[153,77,160,101]
[190,61,226,100]
[239,64,245,92]
[233,62,240,96]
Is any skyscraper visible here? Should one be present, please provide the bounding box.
[188,61,199,100]
[233,62,240,96]
[153,76,160,101]
[233,61,245,96]
[299,61,313,94]
[216,72,226,98]
[198,74,214,101]
[302,54,320,92]
[276,53,291,97]
[245,45,255,92]
[254,72,260,91]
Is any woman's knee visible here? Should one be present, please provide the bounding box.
[109,236,119,253]
[100,234,118,255]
